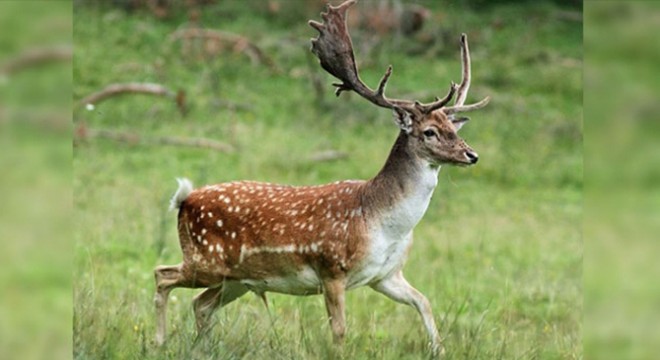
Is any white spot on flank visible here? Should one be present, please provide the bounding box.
[231,232,236,239]
[202,228,207,235]
[208,245,214,253]
[196,235,202,242]
[208,212,213,218]
[223,198,230,204]
[308,224,314,231]
[217,220,223,227]
[201,205,205,210]
[202,239,208,245]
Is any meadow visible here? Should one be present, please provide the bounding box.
[73,1,582,359]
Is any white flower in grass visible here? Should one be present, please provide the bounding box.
[85,103,95,111]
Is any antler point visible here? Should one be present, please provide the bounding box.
[309,20,324,32]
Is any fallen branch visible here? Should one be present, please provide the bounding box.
[307,150,349,163]
[1,45,72,75]
[75,125,234,153]
[78,82,175,107]
[169,28,277,70]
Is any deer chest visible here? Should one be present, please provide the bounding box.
[347,229,414,289]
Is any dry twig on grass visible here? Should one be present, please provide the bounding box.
[75,125,234,153]
[1,45,72,75]
[79,83,172,106]
[78,83,187,115]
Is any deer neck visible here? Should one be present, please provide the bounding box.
[362,131,440,237]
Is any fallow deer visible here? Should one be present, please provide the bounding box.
[154,0,489,356]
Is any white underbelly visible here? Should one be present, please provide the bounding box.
[240,266,322,295]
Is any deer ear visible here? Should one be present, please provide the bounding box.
[392,107,413,134]
[451,116,469,132]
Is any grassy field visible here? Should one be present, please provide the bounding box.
[73,1,582,359]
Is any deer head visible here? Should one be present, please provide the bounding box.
[309,0,489,167]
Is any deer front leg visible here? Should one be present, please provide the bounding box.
[322,278,346,344]
[371,271,443,357]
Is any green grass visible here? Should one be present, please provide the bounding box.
[0,1,72,359]
[73,2,582,359]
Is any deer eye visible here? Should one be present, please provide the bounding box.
[423,129,436,138]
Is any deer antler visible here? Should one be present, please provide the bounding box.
[309,0,398,109]
[309,0,486,116]
[444,34,490,115]
[309,0,455,114]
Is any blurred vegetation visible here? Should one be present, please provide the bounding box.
[584,1,660,360]
[0,1,72,360]
[73,0,581,359]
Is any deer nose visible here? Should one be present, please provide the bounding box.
[465,150,479,164]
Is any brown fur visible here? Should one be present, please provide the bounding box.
[179,180,369,284]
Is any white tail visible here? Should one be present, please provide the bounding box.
[154,0,488,356]
[168,178,193,211]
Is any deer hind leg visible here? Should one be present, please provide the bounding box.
[192,281,248,334]
[154,263,191,346]
[322,278,347,344]
[371,271,443,357]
